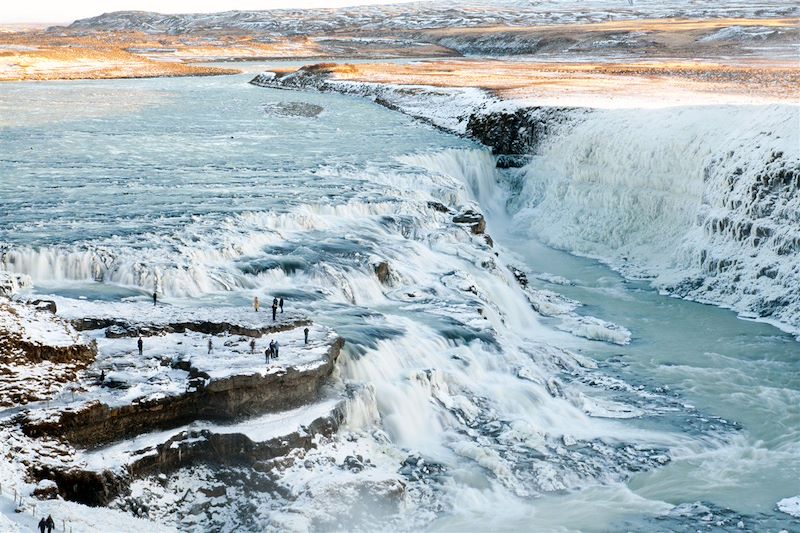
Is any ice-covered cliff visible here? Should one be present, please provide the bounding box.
[509,105,800,332]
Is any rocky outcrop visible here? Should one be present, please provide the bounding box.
[465,107,578,163]
[427,201,451,213]
[27,299,57,314]
[32,404,344,506]
[453,210,486,235]
[0,272,31,297]
[72,316,309,338]
[373,261,392,285]
[263,101,324,118]
[0,301,97,407]
[23,337,344,447]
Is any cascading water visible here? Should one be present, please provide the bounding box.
[1,72,797,531]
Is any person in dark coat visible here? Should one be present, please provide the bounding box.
[152,291,157,306]
[273,339,280,358]
[45,515,55,533]
[279,297,284,313]
[268,340,276,360]
[304,327,309,344]
[38,517,46,533]
[137,336,143,355]
[207,338,213,354]
[250,338,256,354]
[265,347,270,363]
[272,302,277,321]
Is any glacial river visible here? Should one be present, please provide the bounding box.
[1,68,797,532]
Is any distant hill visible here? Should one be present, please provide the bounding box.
[62,1,799,35]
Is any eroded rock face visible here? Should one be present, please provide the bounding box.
[453,210,486,235]
[32,403,345,507]
[0,301,96,407]
[465,107,576,160]
[373,261,392,285]
[22,337,345,447]
[71,316,310,338]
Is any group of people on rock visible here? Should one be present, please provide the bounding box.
[134,326,310,360]
[254,295,284,320]
[132,294,311,366]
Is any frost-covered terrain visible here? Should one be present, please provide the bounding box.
[67,1,800,34]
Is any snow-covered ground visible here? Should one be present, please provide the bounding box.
[0,294,340,532]
[0,300,83,349]
[66,1,800,34]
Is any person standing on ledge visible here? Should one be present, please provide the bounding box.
[152,291,157,306]
[272,300,278,321]
[138,336,143,356]
[279,297,284,313]
[250,338,256,354]
[253,295,260,312]
[207,338,213,354]
[45,515,54,533]
[38,517,46,533]
[273,339,280,358]
[304,327,309,344]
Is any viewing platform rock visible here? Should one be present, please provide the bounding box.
[0,296,345,507]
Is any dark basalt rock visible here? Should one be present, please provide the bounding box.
[373,261,392,285]
[453,209,486,235]
[27,299,57,314]
[427,201,450,213]
[71,316,309,338]
[466,107,575,157]
[508,266,529,287]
